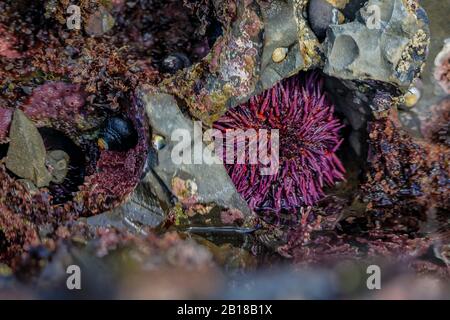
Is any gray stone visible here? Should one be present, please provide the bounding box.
[141,92,252,221]
[323,0,430,89]
[88,180,166,233]
[5,109,52,188]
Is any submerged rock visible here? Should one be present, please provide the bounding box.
[140,92,252,227]
[5,110,52,188]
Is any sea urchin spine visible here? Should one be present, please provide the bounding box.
[214,72,345,214]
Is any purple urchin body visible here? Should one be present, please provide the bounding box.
[214,72,345,214]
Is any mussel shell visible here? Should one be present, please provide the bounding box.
[161,53,191,74]
[99,116,138,151]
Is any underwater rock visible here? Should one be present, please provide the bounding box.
[362,110,449,229]
[0,205,40,264]
[88,180,166,232]
[140,91,252,226]
[257,1,307,94]
[421,97,450,147]
[5,110,52,188]
[0,80,149,236]
[323,0,430,89]
[17,179,39,194]
[22,81,87,128]
[161,0,320,125]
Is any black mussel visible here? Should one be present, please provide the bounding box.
[161,52,191,74]
[98,116,138,151]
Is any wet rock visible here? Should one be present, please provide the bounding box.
[341,0,367,20]
[5,109,52,187]
[257,1,307,95]
[140,92,252,225]
[45,150,69,184]
[308,0,344,41]
[323,0,430,89]
[88,180,166,232]
[161,0,314,125]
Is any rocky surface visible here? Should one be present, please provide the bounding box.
[323,0,429,89]
[5,109,52,187]
[0,0,448,299]
[140,92,252,228]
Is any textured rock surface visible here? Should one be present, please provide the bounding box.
[141,92,252,225]
[398,0,449,137]
[308,0,342,41]
[5,110,52,187]
[160,0,321,125]
[88,180,166,232]
[324,0,430,89]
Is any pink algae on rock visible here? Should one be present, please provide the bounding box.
[0,81,149,222]
[0,24,22,59]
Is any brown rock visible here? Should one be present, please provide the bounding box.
[5,109,52,187]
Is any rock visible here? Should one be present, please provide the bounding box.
[88,180,166,232]
[141,92,252,225]
[46,150,70,184]
[341,0,367,20]
[323,0,430,89]
[257,1,307,95]
[308,0,343,41]
[5,109,52,187]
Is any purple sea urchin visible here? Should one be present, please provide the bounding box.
[214,72,345,214]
